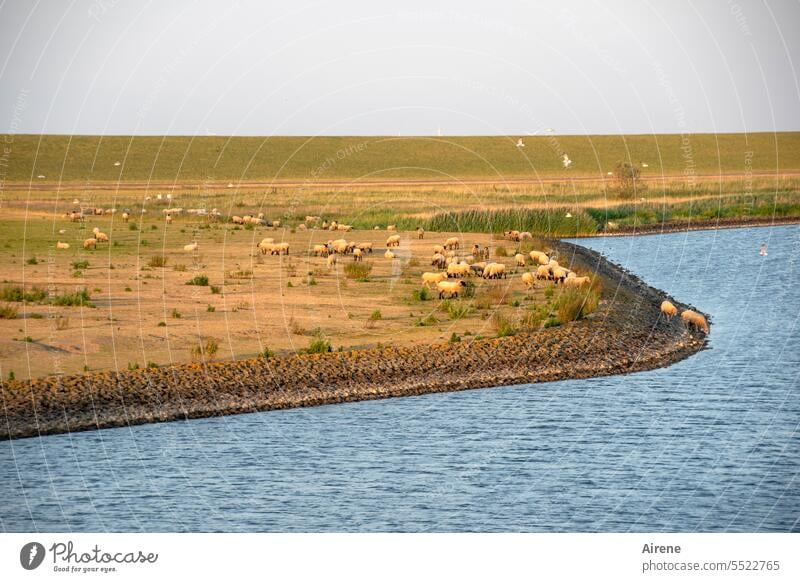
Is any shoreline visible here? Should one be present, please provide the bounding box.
[0,241,708,441]
[586,216,800,237]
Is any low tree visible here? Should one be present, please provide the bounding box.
[613,161,645,199]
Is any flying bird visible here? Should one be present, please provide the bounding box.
[516,138,525,148]
[561,153,572,169]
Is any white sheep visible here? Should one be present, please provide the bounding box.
[444,237,460,250]
[312,244,328,256]
[83,238,97,250]
[421,272,447,288]
[56,241,70,250]
[514,253,526,267]
[446,262,471,278]
[357,242,373,253]
[183,242,198,252]
[681,310,709,334]
[231,216,244,225]
[521,272,535,288]
[121,212,129,222]
[94,231,109,243]
[661,300,678,319]
[432,244,445,255]
[387,224,397,231]
[166,214,173,225]
[431,253,446,269]
[563,276,591,287]
[386,234,401,247]
[436,280,467,299]
[271,242,290,255]
[353,248,363,262]
[483,262,507,279]
[384,250,395,259]
[327,254,337,269]
[529,250,549,265]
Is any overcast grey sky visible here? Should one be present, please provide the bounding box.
[1,0,798,135]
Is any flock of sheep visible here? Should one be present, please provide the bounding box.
[57,204,708,335]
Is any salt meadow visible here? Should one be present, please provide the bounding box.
[0,225,796,532]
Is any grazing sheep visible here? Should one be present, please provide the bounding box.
[483,262,507,279]
[421,272,447,287]
[357,242,373,253]
[386,234,401,247]
[166,214,173,225]
[56,241,70,250]
[305,215,320,223]
[446,262,471,278]
[384,250,395,259]
[437,280,467,299]
[514,253,526,267]
[271,242,290,255]
[470,262,487,276]
[83,238,97,250]
[231,216,245,225]
[94,231,109,243]
[536,265,551,280]
[416,227,425,239]
[563,276,591,287]
[521,272,535,289]
[272,220,281,229]
[327,254,337,269]
[660,300,678,319]
[519,231,533,241]
[312,244,328,256]
[331,239,351,254]
[681,310,709,334]
[529,250,549,265]
[387,224,397,231]
[297,224,307,231]
[257,239,277,254]
[431,253,447,269]
[68,211,83,222]
[353,248,363,262]
[551,267,568,284]
[433,244,445,255]
[444,237,460,250]
[504,230,520,241]
[184,242,198,252]
[121,212,129,222]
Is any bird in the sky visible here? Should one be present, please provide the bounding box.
[562,153,572,168]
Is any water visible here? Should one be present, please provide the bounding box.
[1,226,798,532]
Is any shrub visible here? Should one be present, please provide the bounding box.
[544,317,561,328]
[129,222,138,230]
[444,300,471,320]
[191,337,219,360]
[147,255,167,268]
[206,305,215,312]
[171,308,181,319]
[147,362,159,369]
[491,311,517,337]
[344,262,372,281]
[261,347,274,359]
[449,332,461,343]
[186,274,209,286]
[210,285,221,294]
[370,309,382,321]
[305,330,331,354]
[51,289,91,307]
[157,321,166,327]
[173,263,187,272]
[494,246,508,257]
[71,260,89,270]
[0,286,47,303]
[411,287,430,301]
[554,284,601,323]
[415,313,439,327]
[29,312,44,319]
[0,304,18,319]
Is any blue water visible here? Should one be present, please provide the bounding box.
[1,226,798,532]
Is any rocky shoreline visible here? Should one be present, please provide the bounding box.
[0,241,708,441]
[593,215,800,237]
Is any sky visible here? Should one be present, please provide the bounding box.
[1,0,799,136]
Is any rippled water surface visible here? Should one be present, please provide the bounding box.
[1,225,798,532]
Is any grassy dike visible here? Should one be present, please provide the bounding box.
[0,240,708,441]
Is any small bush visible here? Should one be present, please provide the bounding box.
[261,347,274,359]
[0,304,18,319]
[186,274,209,286]
[0,286,47,303]
[544,317,561,328]
[494,246,508,257]
[411,287,430,301]
[491,311,517,337]
[29,312,44,319]
[415,313,439,327]
[191,337,219,360]
[344,262,372,281]
[147,362,159,369]
[148,255,167,268]
[51,289,91,307]
[554,285,601,323]
[305,330,331,354]
[157,321,166,327]
[370,309,382,321]
[26,256,38,265]
[127,362,140,370]
[173,263,187,272]
[206,304,215,312]
[443,300,471,320]
[171,308,181,319]
[71,260,89,270]
[129,222,138,231]
[449,332,461,343]
[210,285,221,294]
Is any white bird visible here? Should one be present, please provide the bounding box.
[156,194,162,200]
[607,171,613,176]
[72,198,80,204]
[37,174,45,179]
[561,153,572,169]
[565,212,573,218]
[114,161,121,166]
[516,138,525,148]
[227,183,234,188]
[641,162,649,168]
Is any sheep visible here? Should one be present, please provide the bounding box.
[257,239,276,254]
[421,272,447,288]
[328,221,338,231]
[433,244,445,255]
[386,234,401,247]
[564,276,591,287]
[519,231,533,241]
[483,262,507,279]
[166,214,173,225]
[297,223,307,231]
[437,279,467,299]
[121,212,129,222]
[482,246,490,260]
[94,230,109,242]
[331,239,350,254]
[431,253,447,269]
[183,242,198,252]
[387,224,397,231]
[444,237,460,250]
[470,262,487,276]
[58,229,66,235]
[271,242,290,255]
[83,238,97,250]
[231,216,244,225]
[312,244,328,256]
[681,310,709,334]
[353,248,363,262]
[521,272,535,289]
[327,254,337,269]
[384,250,395,259]
[357,242,373,253]
[529,250,549,265]
[305,215,320,223]
[514,253,526,267]
[551,267,568,284]
[536,265,551,280]
[416,227,425,239]
[56,241,70,250]
[322,221,329,229]
[272,220,281,229]
[660,300,678,319]
[446,262,471,278]
[68,211,83,222]
[504,230,520,241]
